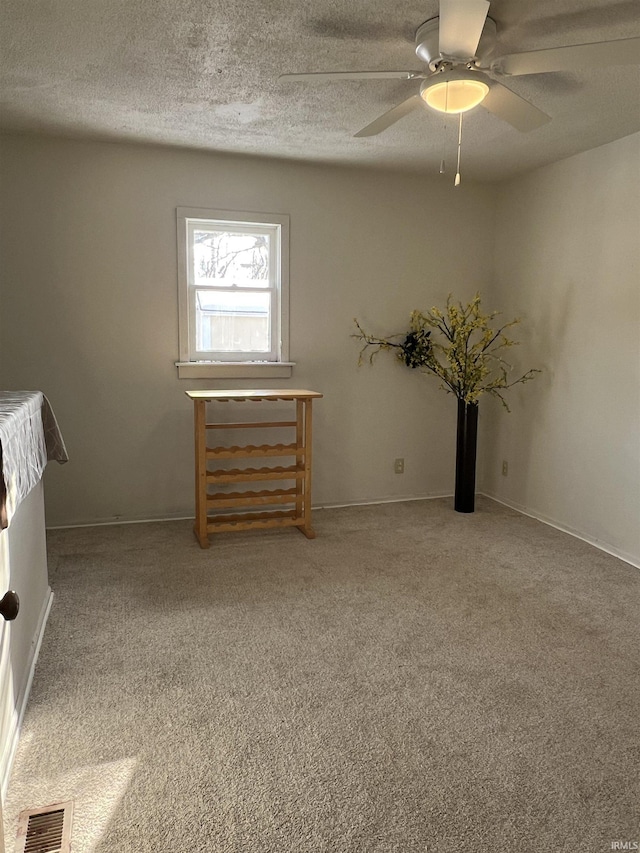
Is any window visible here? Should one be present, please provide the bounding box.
[176,208,291,379]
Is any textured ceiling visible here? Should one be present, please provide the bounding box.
[1,0,639,180]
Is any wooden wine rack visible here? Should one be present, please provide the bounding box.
[186,389,323,548]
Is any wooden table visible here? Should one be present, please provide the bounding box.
[186,389,323,548]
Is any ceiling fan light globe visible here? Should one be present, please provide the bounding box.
[421,78,489,114]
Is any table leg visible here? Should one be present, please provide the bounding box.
[194,399,210,548]
[300,398,316,539]
[295,399,304,522]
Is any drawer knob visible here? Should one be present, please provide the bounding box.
[0,590,20,621]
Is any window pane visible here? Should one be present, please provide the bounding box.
[195,290,270,353]
[192,229,270,288]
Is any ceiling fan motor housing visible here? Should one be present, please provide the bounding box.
[415,16,497,68]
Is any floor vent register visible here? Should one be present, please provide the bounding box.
[15,801,73,853]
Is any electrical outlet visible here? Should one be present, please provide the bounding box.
[394,458,405,474]
[502,460,508,476]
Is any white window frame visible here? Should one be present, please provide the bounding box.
[176,207,292,379]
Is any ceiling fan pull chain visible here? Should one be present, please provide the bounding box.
[454,111,463,186]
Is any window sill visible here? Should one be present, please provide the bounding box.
[176,361,295,380]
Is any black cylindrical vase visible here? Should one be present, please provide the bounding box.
[455,399,478,513]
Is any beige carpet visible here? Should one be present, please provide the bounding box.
[3,497,639,852]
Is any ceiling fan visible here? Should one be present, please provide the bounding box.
[279,0,640,137]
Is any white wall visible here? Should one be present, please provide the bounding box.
[0,134,495,526]
[482,133,640,566]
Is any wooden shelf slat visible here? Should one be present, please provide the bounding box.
[205,442,301,459]
[205,421,297,430]
[207,509,298,523]
[207,465,303,483]
[204,509,301,533]
[206,488,298,509]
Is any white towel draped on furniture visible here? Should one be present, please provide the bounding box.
[0,391,68,529]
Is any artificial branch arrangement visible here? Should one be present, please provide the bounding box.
[353,293,540,411]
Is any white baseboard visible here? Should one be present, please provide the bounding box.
[480,492,640,570]
[46,495,456,529]
[46,515,195,530]
[1,588,54,799]
[316,492,454,510]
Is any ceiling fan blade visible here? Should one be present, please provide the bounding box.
[354,95,425,137]
[481,82,551,132]
[493,36,640,76]
[279,70,428,83]
[439,0,490,59]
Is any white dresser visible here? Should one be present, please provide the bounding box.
[0,391,67,795]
